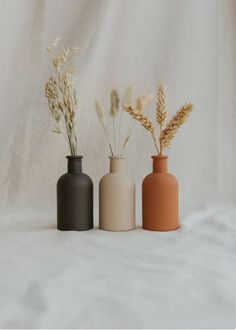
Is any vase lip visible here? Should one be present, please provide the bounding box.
[66,155,83,159]
[152,155,168,159]
[109,155,126,160]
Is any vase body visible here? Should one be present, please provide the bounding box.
[57,156,93,231]
[142,155,179,231]
[99,157,135,231]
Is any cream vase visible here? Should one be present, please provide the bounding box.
[99,157,135,231]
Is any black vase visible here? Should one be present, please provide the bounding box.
[57,156,93,231]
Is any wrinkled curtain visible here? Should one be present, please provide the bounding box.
[0,0,235,217]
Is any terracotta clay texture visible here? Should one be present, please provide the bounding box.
[99,157,135,231]
[142,155,179,231]
[57,156,93,231]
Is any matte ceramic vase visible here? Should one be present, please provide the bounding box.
[142,155,179,231]
[99,156,135,231]
[57,156,93,231]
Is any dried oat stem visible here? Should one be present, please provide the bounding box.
[45,39,80,156]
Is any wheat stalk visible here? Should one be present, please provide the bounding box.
[124,85,193,155]
[160,102,193,150]
[125,106,159,153]
[120,93,153,154]
[125,106,154,132]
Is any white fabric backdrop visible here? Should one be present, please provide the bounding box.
[0,0,236,328]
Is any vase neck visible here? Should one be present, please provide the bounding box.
[152,155,168,173]
[67,156,82,173]
[110,157,125,173]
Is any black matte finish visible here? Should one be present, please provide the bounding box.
[57,156,93,231]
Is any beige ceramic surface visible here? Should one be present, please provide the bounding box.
[99,157,135,231]
[142,156,179,231]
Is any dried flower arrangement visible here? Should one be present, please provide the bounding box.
[125,84,193,155]
[45,38,80,156]
[95,87,152,156]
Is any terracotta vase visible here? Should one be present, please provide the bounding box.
[99,156,135,231]
[57,156,93,231]
[142,155,179,231]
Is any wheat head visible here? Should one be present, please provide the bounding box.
[125,106,154,133]
[160,102,193,149]
[156,85,168,126]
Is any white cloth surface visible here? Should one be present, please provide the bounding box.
[0,0,236,328]
[0,207,236,328]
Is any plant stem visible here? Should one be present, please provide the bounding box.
[117,108,124,155]
[71,126,77,155]
[102,123,114,156]
[159,123,163,155]
[151,131,160,154]
[65,114,74,155]
[62,115,72,155]
[112,116,116,155]
[59,124,70,146]
[121,118,135,155]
